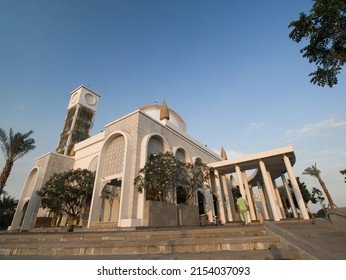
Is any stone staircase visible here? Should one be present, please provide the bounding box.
[0,223,303,259]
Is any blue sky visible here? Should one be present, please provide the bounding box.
[1,0,345,211]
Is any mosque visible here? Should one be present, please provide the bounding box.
[10,85,309,231]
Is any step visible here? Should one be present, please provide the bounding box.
[0,224,266,243]
[0,224,301,259]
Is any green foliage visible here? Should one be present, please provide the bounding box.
[302,163,336,208]
[283,177,317,208]
[37,169,95,222]
[296,178,311,205]
[311,187,325,204]
[184,159,210,205]
[302,163,321,177]
[0,128,36,194]
[0,128,36,162]
[134,152,211,204]
[288,0,346,87]
[0,194,18,230]
[134,152,188,202]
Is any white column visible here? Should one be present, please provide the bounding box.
[206,189,214,223]
[281,174,298,218]
[235,165,246,197]
[221,174,233,222]
[213,170,226,224]
[228,176,237,221]
[207,172,218,223]
[257,181,270,220]
[259,160,281,221]
[267,171,283,219]
[283,155,309,220]
[242,172,256,221]
[273,180,287,219]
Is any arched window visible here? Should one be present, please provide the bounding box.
[175,148,187,162]
[147,135,165,159]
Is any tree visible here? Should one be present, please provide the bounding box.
[134,152,188,202]
[285,178,316,217]
[288,0,346,87]
[0,128,36,195]
[0,193,18,230]
[310,187,325,205]
[37,169,95,225]
[134,152,211,204]
[302,163,336,208]
[184,159,211,205]
[340,168,346,183]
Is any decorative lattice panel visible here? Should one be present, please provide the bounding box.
[103,136,125,177]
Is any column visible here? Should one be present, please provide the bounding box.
[228,176,237,221]
[206,189,214,223]
[221,174,233,222]
[259,160,281,221]
[273,180,287,219]
[283,155,309,220]
[267,171,283,219]
[213,170,226,224]
[242,172,256,221]
[257,181,270,220]
[281,174,298,218]
[235,165,246,197]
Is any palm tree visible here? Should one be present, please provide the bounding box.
[302,163,336,208]
[0,193,18,229]
[0,128,36,195]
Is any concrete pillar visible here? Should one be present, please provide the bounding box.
[257,181,270,220]
[273,180,287,219]
[228,176,237,221]
[259,160,281,221]
[221,174,233,222]
[283,155,309,220]
[281,174,298,218]
[235,165,246,197]
[242,172,256,221]
[267,171,283,219]
[213,170,226,224]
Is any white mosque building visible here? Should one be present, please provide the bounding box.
[10,85,309,231]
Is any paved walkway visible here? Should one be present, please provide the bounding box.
[265,218,346,259]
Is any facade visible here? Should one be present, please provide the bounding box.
[11,86,309,231]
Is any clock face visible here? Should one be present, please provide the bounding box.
[84,93,96,105]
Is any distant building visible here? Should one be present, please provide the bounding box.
[11,86,309,231]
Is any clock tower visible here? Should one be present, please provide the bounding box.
[56,85,100,155]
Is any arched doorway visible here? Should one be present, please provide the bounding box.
[100,178,122,223]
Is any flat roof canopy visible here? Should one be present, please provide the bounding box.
[208,146,296,185]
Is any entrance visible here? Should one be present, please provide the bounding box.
[100,178,122,223]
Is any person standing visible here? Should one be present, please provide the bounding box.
[236,195,249,225]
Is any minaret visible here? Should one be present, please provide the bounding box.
[160,101,170,121]
[221,147,228,160]
[56,85,100,155]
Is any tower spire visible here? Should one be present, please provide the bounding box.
[221,147,228,160]
[160,101,170,121]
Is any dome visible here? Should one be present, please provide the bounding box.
[140,102,187,132]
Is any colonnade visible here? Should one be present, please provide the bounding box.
[208,150,310,224]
